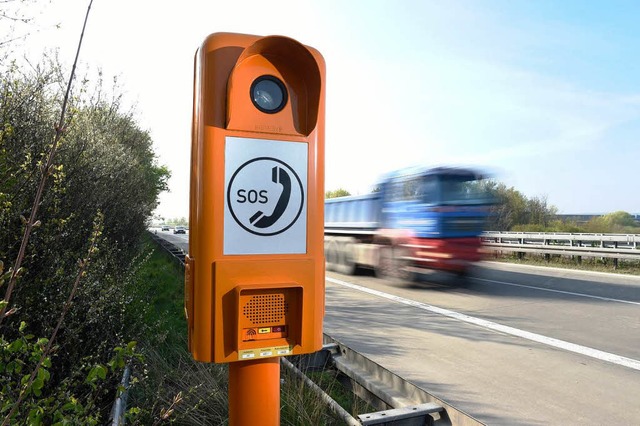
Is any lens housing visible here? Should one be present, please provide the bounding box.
[250,75,288,113]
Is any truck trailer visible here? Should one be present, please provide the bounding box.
[324,166,492,278]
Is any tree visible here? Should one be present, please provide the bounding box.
[325,188,350,199]
[604,211,637,228]
[481,180,558,231]
[482,181,526,230]
[585,211,638,233]
[168,217,188,226]
[526,195,557,228]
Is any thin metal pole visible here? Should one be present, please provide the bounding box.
[111,365,131,426]
[229,357,280,426]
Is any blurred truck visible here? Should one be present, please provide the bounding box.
[324,166,492,278]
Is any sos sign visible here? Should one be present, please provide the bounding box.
[224,137,307,253]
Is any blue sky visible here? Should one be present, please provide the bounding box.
[6,0,640,217]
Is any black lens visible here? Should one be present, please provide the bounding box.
[250,76,287,113]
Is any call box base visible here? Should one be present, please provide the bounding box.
[208,258,323,363]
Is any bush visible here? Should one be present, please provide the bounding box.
[0,55,168,422]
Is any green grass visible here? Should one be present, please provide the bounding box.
[130,240,185,344]
[122,237,228,424]
[491,252,640,275]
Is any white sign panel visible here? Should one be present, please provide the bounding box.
[224,137,307,254]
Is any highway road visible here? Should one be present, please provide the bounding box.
[325,264,640,425]
[154,230,640,425]
[154,229,189,252]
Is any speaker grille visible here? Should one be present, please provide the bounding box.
[243,294,288,325]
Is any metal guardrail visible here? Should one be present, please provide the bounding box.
[483,231,640,245]
[148,232,186,266]
[481,231,640,262]
[314,336,482,425]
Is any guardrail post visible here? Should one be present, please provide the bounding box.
[571,240,581,264]
[544,239,550,262]
[517,237,524,260]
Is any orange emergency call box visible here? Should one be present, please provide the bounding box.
[185,33,325,363]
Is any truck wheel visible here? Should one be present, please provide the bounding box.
[325,239,339,272]
[375,245,394,279]
[338,240,357,275]
[324,239,331,271]
[375,245,414,281]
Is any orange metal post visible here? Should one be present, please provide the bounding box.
[229,358,280,426]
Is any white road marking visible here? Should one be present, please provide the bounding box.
[471,277,640,306]
[327,277,640,372]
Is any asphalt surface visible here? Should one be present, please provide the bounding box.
[154,229,189,252]
[324,263,640,425]
[153,230,640,424]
